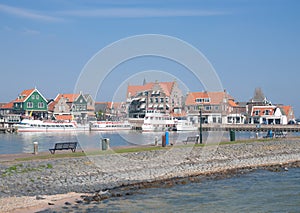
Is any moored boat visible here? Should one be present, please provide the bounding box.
[14,119,78,132]
[175,119,198,131]
[142,110,176,132]
[90,121,132,131]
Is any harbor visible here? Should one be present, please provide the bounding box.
[0,138,299,212]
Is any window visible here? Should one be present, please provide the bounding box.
[27,102,33,108]
[213,117,217,123]
[265,110,270,115]
[32,95,35,100]
[196,98,210,103]
[215,106,219,111]
[204,98,210,103]
[196,98,203,103]
[36,95,39,99]
[160,98,164,103]
[38,102,44,108]
[254,110,260,116]
[205,106,211,111]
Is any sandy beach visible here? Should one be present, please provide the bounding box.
[0,138,300,212]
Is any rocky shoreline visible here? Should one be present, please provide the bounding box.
[0,138,300,212]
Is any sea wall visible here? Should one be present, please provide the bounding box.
[0,139,300,211]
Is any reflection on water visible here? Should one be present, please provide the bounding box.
[0,131,298,155]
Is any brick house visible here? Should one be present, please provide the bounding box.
[127,80,183,118]
[184,90,244,124]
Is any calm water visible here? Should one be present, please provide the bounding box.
[0,131,275,155]
[51,168,300,212]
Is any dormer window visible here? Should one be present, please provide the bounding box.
[196,98,210,103]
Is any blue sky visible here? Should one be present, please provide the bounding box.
[0,0,300,115]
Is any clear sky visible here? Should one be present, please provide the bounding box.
[0,0,300,116]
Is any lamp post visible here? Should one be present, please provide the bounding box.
[199,106,203,144]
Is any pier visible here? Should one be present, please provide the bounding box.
[202,124,300,132]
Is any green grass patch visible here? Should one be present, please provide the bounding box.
[9,137,291,163]
[1,163,53,177]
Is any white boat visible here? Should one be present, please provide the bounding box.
[14,119,78,132]
[90,121,132,131]
[175,120,198,131]
[142,110,176,132]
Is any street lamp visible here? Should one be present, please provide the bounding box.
[199,105,203,144]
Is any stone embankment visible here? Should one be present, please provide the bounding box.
[0,139,300,212]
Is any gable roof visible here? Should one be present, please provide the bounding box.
[1,101,14,109]
[14,88,48,103]
[251,106,276,116]
[185,91,234,105]
[228,100,238,107]
[280,105,293,117]
[14,88,35,103]
[127,81,175,98]
[53,94,80,103]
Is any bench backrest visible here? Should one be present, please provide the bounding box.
[187,136,199,141]
[55,142,77,149]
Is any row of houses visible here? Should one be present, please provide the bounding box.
[126,81,295,125]
[0,83,295,126]
[0,88,95,125]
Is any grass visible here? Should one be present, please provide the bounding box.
[1,163,53,177]
[8,137,290,163]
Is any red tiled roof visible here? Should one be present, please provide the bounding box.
[127,82,175,97]
[55,114,73,121]
[185,91,233,105]
[228,100,238,107]
[14,88,35,103]
[55,94,80,103]
[127,83,153,97]
[1,101,14,109]
[107,102,122,109]
[280,105,293,116]
[251,106,276,116]
[48,101,56,112]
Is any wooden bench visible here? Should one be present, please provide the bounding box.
[49,142,78,154]
[182,136,199,144]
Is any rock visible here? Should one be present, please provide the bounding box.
[36,195,46,200]
[64,202,72,205]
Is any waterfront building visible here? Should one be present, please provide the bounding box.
[246,88,295,124]
[48,92,94,124]
[184,90,244,124]
[249,106,288,125]
[127,80,183,118]
[95,102,127,121]
[12,88,48,119]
